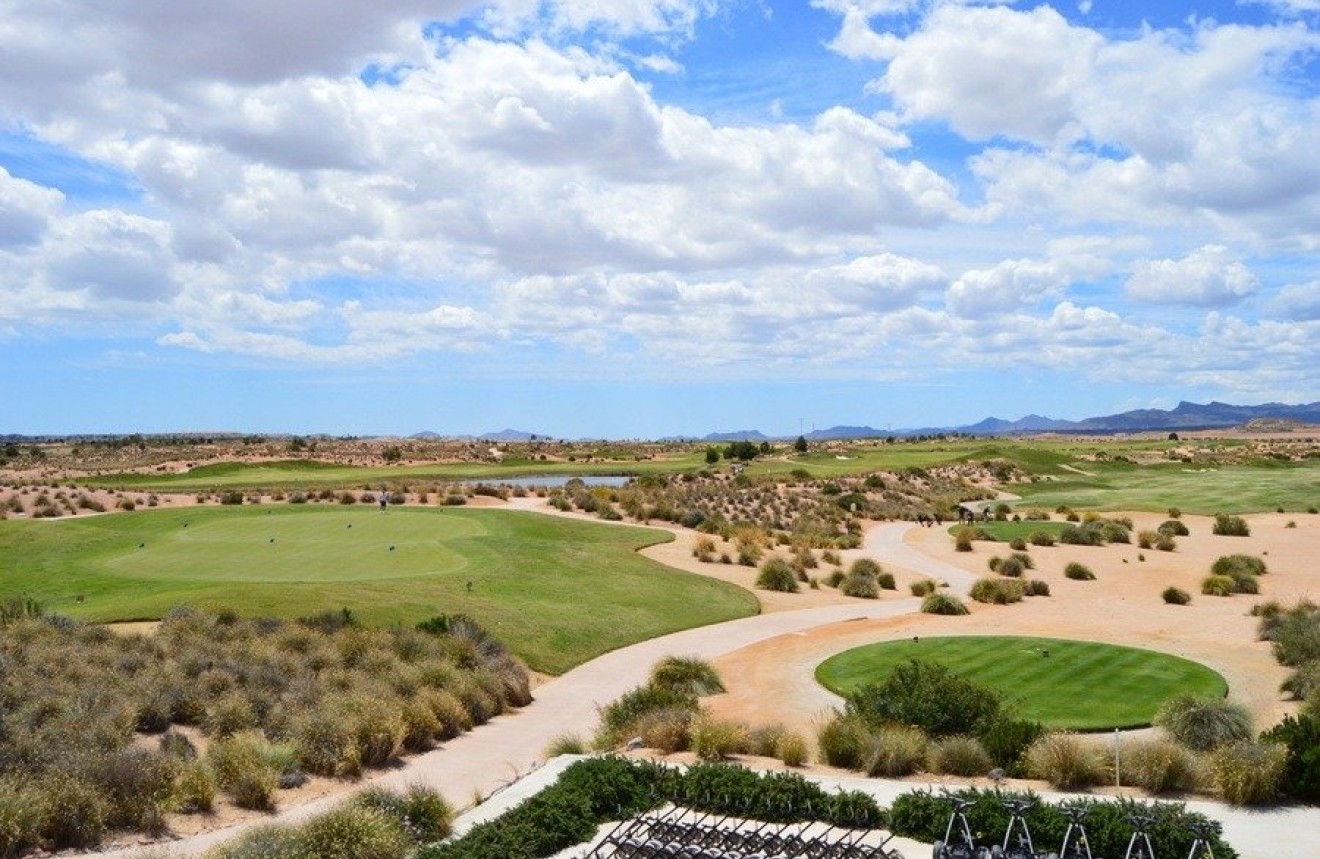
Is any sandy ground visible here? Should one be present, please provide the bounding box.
[705,512,1315,739]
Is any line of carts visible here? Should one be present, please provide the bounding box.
[576,797,1219,859]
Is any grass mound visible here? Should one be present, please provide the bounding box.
[816,636,1226,731]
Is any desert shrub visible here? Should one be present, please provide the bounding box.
[0,778,43,859]
[1025,733,1104,789]
[953,531,974,552]
[1212,554,1267,577]
[34,773,108,850]
[825,569,846,588]
[1201,574,1237,596]
[1023,579,1050,597]
[1162,587,1191,605]
[1028,531,1056,547]
[747,724,788,758]
[1158,519,1189,536]
[598,684,696,744]
[345,696,406,767]
[1212,514,1250,536]
[207,823,313,859]
[840,568,878,599]
[93,747,179,833]
[1137,530,1157,549]
[1154,533,1177,552]
[1120,736,1207,793]
[929,735,992,776]
[776,732,809,767]
[1155,694,1252,751]
[649,656,725,695]
[206,690,259,737]
[690,716,750,761]
[1058,525,1103,546]
[175,759,217,813]
[1063,562,1095,581]
[1008,537,1027,551]
[876,572,896,590]
[1211,741,1286,805]
[921,593,968,615]
[996,556,1025,578]
[755,558,799,593]
[208,731,280,810]
[1261,711,1320,803]
[544,733,586,757]
[969,578,1025,605]
[864,726,927,777]
[909,579,936,597]
[294,709,360,777]
[817,714,872,770]
[1260,600,1320,667]
[297,804,410,859]
[355,784,454,844]
[847,659,999,738]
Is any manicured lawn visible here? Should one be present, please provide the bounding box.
[950,520,1072,541]
[86,455,707,492]
[0,506,757,674]
[816,636,1227,730]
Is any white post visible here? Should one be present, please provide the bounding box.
[1114,728,1121,787]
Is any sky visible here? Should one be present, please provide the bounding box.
[0,0,1317,439]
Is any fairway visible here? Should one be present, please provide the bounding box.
[816,636,1227,730]
[0,506,758,674]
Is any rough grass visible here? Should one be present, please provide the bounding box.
[0,507,756,674]
[816,636,1226,731]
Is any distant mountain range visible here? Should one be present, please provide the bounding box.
[699,400,1320,442]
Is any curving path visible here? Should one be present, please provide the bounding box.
[72,521,1312,859]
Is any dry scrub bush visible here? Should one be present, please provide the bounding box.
[1119,737,1208,794]
[1211,742,1287,805]
[817,715,872,770]
[864,726,928,777]
[1064,562,1095,581]
[690,715,750,761]
[969,578,1025,605]
[1025,733,1105,790]
[920,593,968,615]
[1155,694,1252,751]
[929,736,992,776]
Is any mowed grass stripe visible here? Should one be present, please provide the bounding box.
[816,636,1227,731]
[0,506,758,675]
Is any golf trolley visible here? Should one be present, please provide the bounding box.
[1057,806,1099,859]
[1182,819,1216,859]
[995,798,1055,859]
[1122,814,1156,859]
[933,797,991,859]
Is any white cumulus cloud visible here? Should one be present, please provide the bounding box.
[1125,246,1259,307]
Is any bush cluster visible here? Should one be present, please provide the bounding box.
[0,608,528,848]
[1212,514,1251,536]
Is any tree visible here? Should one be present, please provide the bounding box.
[758,440,771,454]
[704,446,720,465]
[793,435,808,453]
[724,440,759,461]
[382,445,403,463]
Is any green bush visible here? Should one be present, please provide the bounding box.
[841,568,878,598]
[649,656,725,695]
[1212,554,1267,577]
[0,778,43,859]
[206,823,311,859]
[1063,562,1095,580]
[864,725,927,777]
[920,593,968,615]
[1212,514,1250,536]
[909,579,936,596]
[1201,575,1237,597]
[1024,732,1105,790]
[175,759,217,814]
[1212,741,1286,805]
[996,555,1025,578]
[1028,531,1056,546]
[1261,711,1320,803]
[977,714,1044,777]
[846,659,999,738]
[756,558,799,593]
[544,733,586,757]
[1059,525,1103,546]
[1260,599,1320,667]
[1155,694,1252,751]
[35,773,108,850]
[776,732,809,767]
[929,735,992,776]
[877,572,896,590]
[1162,586,1191,605]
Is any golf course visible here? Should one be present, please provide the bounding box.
[0,505,758,674]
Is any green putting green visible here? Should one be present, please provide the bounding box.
[816,635,1227,730]
[0,506,758,674]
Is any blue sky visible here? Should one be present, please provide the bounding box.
[1,0,1316,438]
